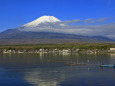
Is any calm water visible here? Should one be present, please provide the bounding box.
[0,53,115,86]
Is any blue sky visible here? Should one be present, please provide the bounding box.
[0,0,115,32]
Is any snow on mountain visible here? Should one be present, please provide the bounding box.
[16,15,115,40]
[0,15,114,43]
[23,16,61,27]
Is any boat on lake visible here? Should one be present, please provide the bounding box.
[100,64,115,67]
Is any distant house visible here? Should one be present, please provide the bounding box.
[62,49,71,53]
[39,49,44,52]
[110,48,115,52]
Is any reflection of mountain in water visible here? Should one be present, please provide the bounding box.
[24,68,63,86]
[0,53,115,86]
[24,65,91,86]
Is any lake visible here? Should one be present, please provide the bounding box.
[0,53,115,86]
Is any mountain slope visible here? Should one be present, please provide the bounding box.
[0,29,114,44]
[0,15,114,44]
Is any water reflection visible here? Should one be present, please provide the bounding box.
[110,53,115,59]
[0,53,114,66]
[0,53,115,86]
[24,69,62,86]
[109,53,115,64]
[24,66,86,86]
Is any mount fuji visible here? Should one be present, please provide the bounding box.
[0,16,114,44]
[23,16,61,27]
[18,16,66,32]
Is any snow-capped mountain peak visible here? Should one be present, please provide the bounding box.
[23,16,61,27]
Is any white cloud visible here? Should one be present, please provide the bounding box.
[19,19,115,39]
[96,17,111,23]
[84,18,95,23]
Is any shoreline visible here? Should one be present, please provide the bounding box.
[0,43,115,54]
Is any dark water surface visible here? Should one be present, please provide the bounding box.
[0,53,115,86]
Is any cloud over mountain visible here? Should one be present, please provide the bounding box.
[17,16,115,39]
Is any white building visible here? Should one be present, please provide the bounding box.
[110,48,115,52]
[62,49,71,53]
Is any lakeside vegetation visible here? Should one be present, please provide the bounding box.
[0,43,115,54]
